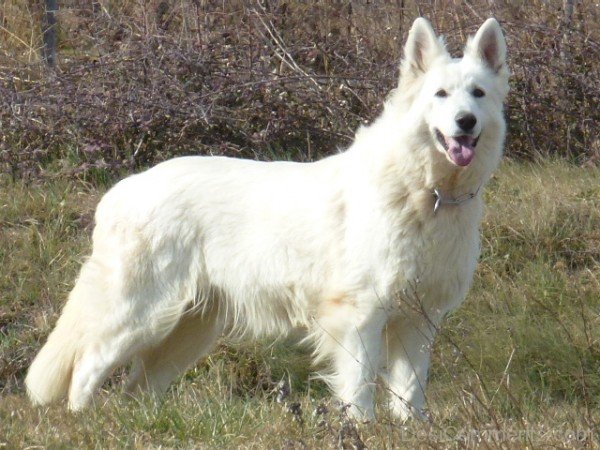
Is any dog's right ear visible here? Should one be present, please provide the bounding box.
[400,18,447,79]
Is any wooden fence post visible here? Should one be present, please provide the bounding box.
[42,0,58,67]
[560,0,574,61]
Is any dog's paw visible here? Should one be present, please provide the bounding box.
[391,401,430,423]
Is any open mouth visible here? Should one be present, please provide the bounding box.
[435,129,479,167]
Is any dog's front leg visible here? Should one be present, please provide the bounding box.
[380,314,438,422]
[326,306,388,421]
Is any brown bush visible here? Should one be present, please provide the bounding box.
[0,0,598,179]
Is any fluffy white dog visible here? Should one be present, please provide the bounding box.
[26,17,509,421]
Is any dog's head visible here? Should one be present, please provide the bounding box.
[397,18,509,168]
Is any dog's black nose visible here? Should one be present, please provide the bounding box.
[456,113,477,132]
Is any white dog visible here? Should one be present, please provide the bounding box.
[26,17,509,421]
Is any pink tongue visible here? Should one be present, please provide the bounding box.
[446,136,475,166]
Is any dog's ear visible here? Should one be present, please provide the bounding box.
[400,18,447,77]
[465,18,507,73]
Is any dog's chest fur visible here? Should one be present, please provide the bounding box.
[364,186,482,317]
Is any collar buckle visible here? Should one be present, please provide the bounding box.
[433,185,480,214]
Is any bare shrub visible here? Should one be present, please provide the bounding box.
[0,1,598,179]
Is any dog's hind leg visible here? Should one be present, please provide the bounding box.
[68,328,145,411]
[64,254,193,410]
[126,301,224,396]
[67,302,192,411]
[26,253,174,411]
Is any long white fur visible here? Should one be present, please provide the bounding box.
[26,18,509,420]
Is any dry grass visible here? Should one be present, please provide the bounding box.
[1,160,598,448]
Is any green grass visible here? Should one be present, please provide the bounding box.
[0,160,599,448]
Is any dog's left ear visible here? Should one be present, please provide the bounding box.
[465,18,507,73]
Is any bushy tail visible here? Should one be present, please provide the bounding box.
[26,294,83,406]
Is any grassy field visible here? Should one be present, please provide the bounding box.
[0,160,598,449]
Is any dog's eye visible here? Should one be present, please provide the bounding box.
[435,89,448,98]
[472,88,485,98]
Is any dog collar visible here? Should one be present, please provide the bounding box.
[433,185,481,214]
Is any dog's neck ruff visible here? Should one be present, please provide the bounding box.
[433,185,481,214]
